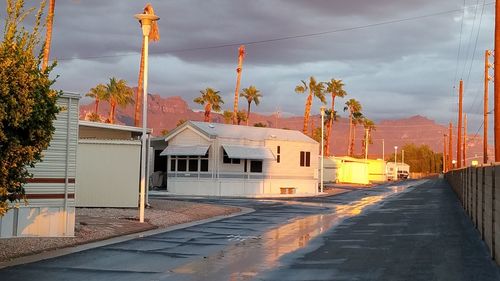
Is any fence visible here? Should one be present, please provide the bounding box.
[445,165,499,262]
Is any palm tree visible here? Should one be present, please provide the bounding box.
[236,110,247,125]
[324,79,347,156]
[344,99,362,156]
[295,77,326,135]
[222,110,233,124]
[85,84,107,115]
[41,0,55,71]
[323,109,338,156]
[134,3,160,127]
[240,86,262,126]
[194,88,224,122]
[361,118,376,157]
[105,78,134,124]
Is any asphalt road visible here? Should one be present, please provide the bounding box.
[0,179,498,281]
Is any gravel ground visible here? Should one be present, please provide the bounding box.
[0,199,240,262]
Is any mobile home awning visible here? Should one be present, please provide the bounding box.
[222,145,275,160]
[160,145,210,156]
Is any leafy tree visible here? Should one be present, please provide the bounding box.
[134,3,160,127]
[176,119,186,127]
[86,112,101,122]
[387,143,443,173]
[85,83,107,115]
[222,110,233,124]
[324,79,347,156]
[295,77,326,135]
[254,122,267,127]
[344,99,362,156]
[194,88,223,122]
[240,86,262,126]
[361,118,376,157]
[0,0,60,216]
[236,110,247,125]
[323,109,338,155]
[105,77,133,124]
[311,127,323,144]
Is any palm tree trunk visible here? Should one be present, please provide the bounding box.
[94,99,99,114]
[134,40,145,127]
[41,0,55,71]
[347,113,352,155]
[325,95,336,156]
[204,103,212,122]
[109,102,116,124]
[325,121,332,156]
[246,101,251,126]
[303,92,313,134]
[233,46,245,125]
[350,124,356,156]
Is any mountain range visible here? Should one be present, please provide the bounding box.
[79,94,487,161]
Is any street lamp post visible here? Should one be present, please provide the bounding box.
[134,12,159,223]
[320,106,326,194]
[394,146,398,180]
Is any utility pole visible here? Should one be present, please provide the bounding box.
[443,134,447,173]
[485,50,492,164]
[495,0,500,160]
[457,80,463,168]
[463,114,467,167]
[402,149,405,164]
[364,128,369,160]
[449,122,453,171]
[233,45,245,125]
[382,139,385,160]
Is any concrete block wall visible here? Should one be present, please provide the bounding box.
[446,165,500,261]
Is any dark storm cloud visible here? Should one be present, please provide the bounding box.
[0,0,494,129]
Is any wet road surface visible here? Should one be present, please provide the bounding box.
[1,179,497,280]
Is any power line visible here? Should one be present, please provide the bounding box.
[466,0,488,114]
[453,0,467,97]
[461,0,481,80]
[56,2,494,62]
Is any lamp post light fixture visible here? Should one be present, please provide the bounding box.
[394,146,398,180]
[320,106,326,194]
[134,12,159,223]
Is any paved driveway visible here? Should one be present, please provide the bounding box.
[1,179,497,281]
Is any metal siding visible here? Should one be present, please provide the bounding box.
[0,93,80,237]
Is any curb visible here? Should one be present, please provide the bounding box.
[0,206,255,269]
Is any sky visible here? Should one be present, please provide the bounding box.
[0,0,495,137]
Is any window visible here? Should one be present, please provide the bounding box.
[170,159,176,171]
[223,149,240,164]
[177,159,187,171]
[244,160,248,173]
[188,159,198,172]
[250,160,263,173]
[170,150,210,173]
[200,159,209,172]
[300,151,311,167]
[277,145,281,163]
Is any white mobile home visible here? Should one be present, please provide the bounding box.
[1,92,79,238]
[155,121,319,197]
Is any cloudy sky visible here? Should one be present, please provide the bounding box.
[1,0,495,135]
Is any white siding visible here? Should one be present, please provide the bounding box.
[76,140,141,207]
[1,93,79,237]
[163,126,319,197]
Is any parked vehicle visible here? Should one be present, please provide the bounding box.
[398,170,409,179]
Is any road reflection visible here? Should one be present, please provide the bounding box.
[171,181,422,281]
